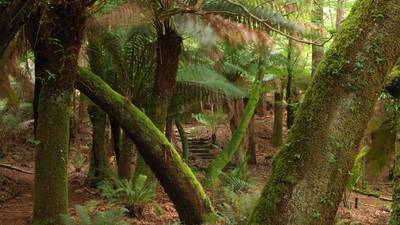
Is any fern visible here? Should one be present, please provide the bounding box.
[98,173,154,205]
[60,200,128,225]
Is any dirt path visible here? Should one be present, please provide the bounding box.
[0,168,94,225]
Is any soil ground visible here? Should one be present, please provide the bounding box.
[0,108,394,225]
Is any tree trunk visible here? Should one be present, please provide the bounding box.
[132,28,182,188]
[286,40,295,129]
[175,117,189,162]
[271,83,283,147]
[0,0,34,58]
[247,115,257,165]
[391,124,400,225]
[110,117,121,164]
[32,2,87,224]
[118,132,133,180]
[87,104,108,187]
[205,70,263,187]
[77,68,217,224]
[336,0,345,29]
[311,0,324,76]
[249,1,400,224]
[165,117,174,141]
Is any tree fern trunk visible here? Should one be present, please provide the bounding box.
[247,115,257,165]
[272,84,283,147]
[249,1,400,224]
[118,132,133,180]
[77,68,217,224]
[175,116,189,162]
[87,103,108,187]
[205,73,263,187]
[110,117,121,164]
[132,28,182,190]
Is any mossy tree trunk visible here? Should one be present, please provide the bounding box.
[175,116,189,162]
[77,68,217,224]
[31,1,88,224]
[249,1,400,224]
[311,0,324,76]
[205,69,264,187]
[390,119,400,225]
[132,28,182,188]
[271,82,283,147]
[87,103,108,187]
[247,115,257,165]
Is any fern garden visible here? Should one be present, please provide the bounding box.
[1,0,400,224]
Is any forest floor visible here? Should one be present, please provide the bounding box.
[0,110,394,225]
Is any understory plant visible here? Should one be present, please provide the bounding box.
[98,173,154,205]
[61,200,128,225]
[217,156,258,225]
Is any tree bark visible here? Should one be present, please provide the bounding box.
[271,83,283,147]
[390,119,400,225]
[87,103,108,187]
[0,0,35,58]
[31,2,87,224]
[311,0,324,76]
[175,116,189,162]
[118,132,133,180]
[132,28,182,187]
[77,68,217,224]
[110,117,122,164]
[247,115,257,165]
[249,1,400,224]
[286,40,295,129]
[205,70,263,187]
[336,0,345,29]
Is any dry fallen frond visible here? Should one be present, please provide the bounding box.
[88,0,152,29]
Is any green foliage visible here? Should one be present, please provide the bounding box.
[192,110,228,133]
[218,187,260,225]
[98,173,154,205]
[220,155,252,193]
[177,64,246,98]
[60,200,128,225]
[0,102,32,136]
[347,146,369,190]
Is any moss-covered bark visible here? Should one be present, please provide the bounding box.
[205,77,263,187]
[175,117,189,162]
[87,103,108,187]
[249,1,400,224]
[32,2,87,224]
[390,127,400,225]
[77,68,217,224]
[247,115,257,165]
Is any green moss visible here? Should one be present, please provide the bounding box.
[77,68,217,223]
[249,0,400,224]
[33,91,70,224]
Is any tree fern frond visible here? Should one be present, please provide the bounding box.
[89,0,152,29]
